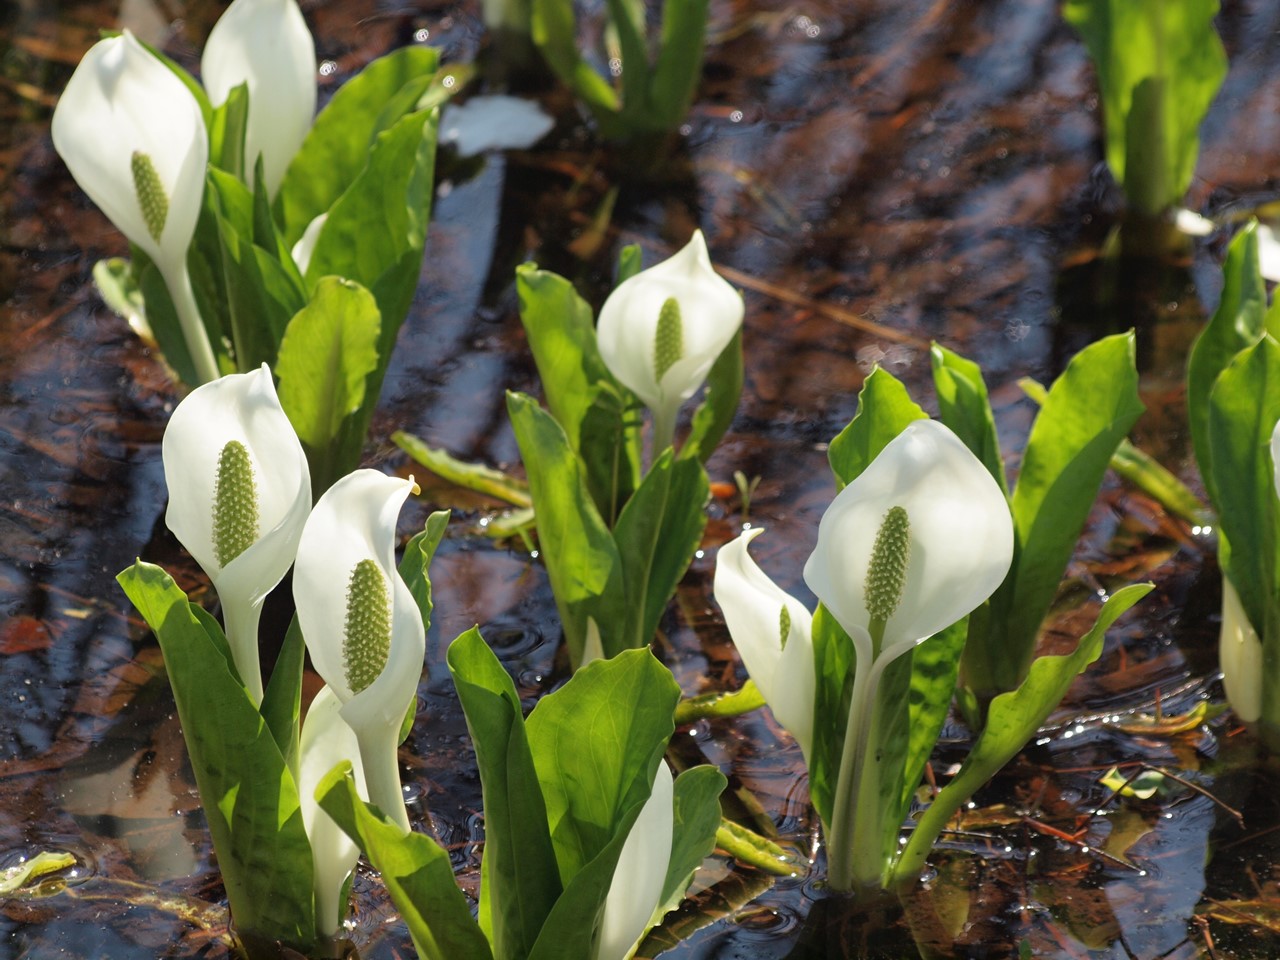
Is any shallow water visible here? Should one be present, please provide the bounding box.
[4,0,1280,957]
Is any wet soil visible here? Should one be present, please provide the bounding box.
[5,0,1280,957]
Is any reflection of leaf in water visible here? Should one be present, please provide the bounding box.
[633,868,775,958]
[1034,874,1121,951]
[1101,806,1156,867]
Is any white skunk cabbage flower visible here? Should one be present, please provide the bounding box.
[713,530,815,763]
[596,231,743,452]
[298,685,367,937]
[596,761,675,960]
[805,419,1013,670]
[293,469,424,833]
[202,0,316,197]
[162,364,311,702]
[52,30,218,383]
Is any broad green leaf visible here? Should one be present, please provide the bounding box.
[808,603,857,827]
[209,81,250,180]
[515,264,623,451]
[260,615,306,774]
[317,763,494,960]
[277,46,440,245]
[827,367,928,489]
[526,649,678,881]
[931,344,1007,494]
[447,628,562,958]
[276,277,382,493]
[648,0,710,129]
[1207,335,1280,639]
[966,331,1143,697]
[1063,0,1226,214]
[1188,223,1272,507]
[507,392,626,666]
[0,851,76,895]
[893,584,1151,886]
[655,766,728,922]
[116,562,316,951]
[612,450,709,653]
[682,328,743,465]
[305,107,438,289]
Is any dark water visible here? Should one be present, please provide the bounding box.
[4,0,1280,957]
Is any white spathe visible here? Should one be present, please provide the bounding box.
[162,364,311,701]
[596,761,674,960]
[52,30,218,382]
[713,530,815,762]
[595,231,743,451]
[298,684,367,937]
[202,0,316,196]
[804,418,1013,666]
[293,469,424,832]
[1219,576,1263,724]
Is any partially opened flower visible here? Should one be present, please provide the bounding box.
[202,0,317,196]
[596,761,674,960]
[162,364,311,702]
[713,530,815,763]
[52,30,218,383]
[293,469,424,833]
[596,231,744,452]
[298,685,367,938]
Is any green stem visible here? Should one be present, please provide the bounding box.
[160,258,219,385]
[356,724,410,834]
[651,401,678,460]
[825,645,874,892]
[221,593,264,704]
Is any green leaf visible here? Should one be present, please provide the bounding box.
[317,763,494,960]
[897,619,967,819]
[1207,335,1280,641]
[208,168,307,371]
[576,383,643,524]
[965,331,1144,698]
[399,510,451,636]
[507,391,626,667]
[618,243,644,283]
[604,0,650,124]
[1188,223,1273,507]
[92,258,146,333]
[116,562,316,951]
[808,603,857,827]
[682,328,743,464]
[260,615,306,773]
[612,450,709,653]
[1063,0,1226,215]
[893,584,1151,887]
[655,766,728,920]
[530,0,621,123]
[526,648,679,883]
[515,264,627,451]
[827,367,928,489]
[931,344,1007,494]
[393,432,532,507]
[277,46,441,245]
[209,81,250,180]
[275,277,382,494]
[304,106,438,290]
[648,0,710,129]
[447,628,562,958]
